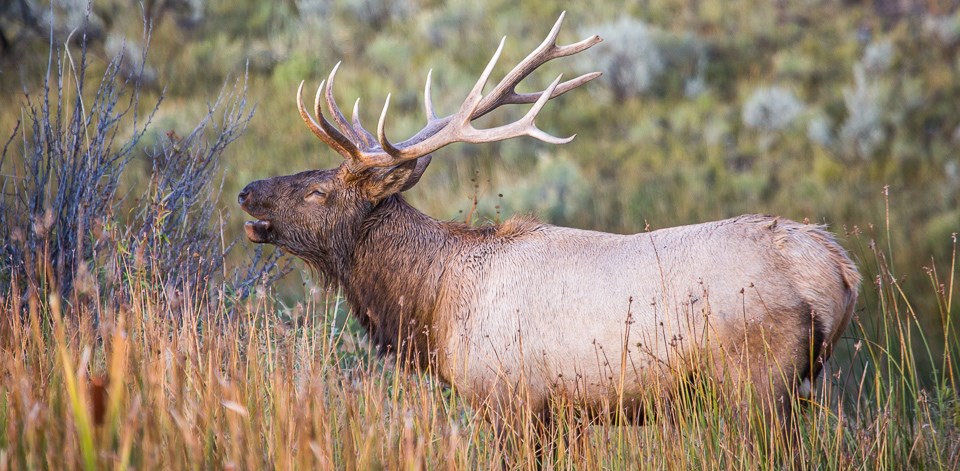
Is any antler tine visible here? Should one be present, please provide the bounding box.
[311,81,358,159]
[516,74,576,144]
[458,73,573,145]
[555,32,604,57]
[325,62,361,145]
[351,98,378,148]
[297,81,324,139]
[537,9,567,56]
[457,37,506,123]
[298,81,352,158]
[376,94,403,158]
[396,71,599,148]
[374,37,504,163]
[384,41,505,155]
[503,71,602,105]
[393,71,457,148]
[379,72,570,165]
[423,69,437,121]
[474,11,602,119]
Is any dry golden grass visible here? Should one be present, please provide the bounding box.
[0,227,957,470]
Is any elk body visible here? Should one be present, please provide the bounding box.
[239,14,860,429]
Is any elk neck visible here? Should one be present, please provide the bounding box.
[336,194,455,367]
[336,194,542,370]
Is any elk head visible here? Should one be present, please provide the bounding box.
[239,13,601,278]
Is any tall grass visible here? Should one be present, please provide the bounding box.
[0,212,957,469]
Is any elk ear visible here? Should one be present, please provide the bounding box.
[362,159,420,201]
[398,155,432,192]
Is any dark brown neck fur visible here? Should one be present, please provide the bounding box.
[338,195,542,370]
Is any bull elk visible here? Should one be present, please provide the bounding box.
[239,12,860,443]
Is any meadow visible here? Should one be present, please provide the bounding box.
[1,0,959,469]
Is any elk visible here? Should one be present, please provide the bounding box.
[239,13,860,439]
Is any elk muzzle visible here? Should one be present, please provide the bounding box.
[239,181,275,244]
[244,220,273,243]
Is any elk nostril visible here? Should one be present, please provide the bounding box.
[238,189,249,206]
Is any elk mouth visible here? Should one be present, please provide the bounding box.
[244,220,274,244]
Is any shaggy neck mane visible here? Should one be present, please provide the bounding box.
[337,194,542,370]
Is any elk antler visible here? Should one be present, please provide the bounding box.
[296,11,602,173]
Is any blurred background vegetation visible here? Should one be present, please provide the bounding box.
[1,1,958,321]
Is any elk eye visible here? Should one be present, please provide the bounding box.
[306,189,326,200]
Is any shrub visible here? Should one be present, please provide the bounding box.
[580,17,665,100]
[861,40,894,75]
[839,65,887,159]
[0,15,285,318]
[923,12,960,45]
[807,113,835,147]
[0,24,154,298]
[741,86,804,131]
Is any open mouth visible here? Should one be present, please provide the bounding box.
[244,220,274,243]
